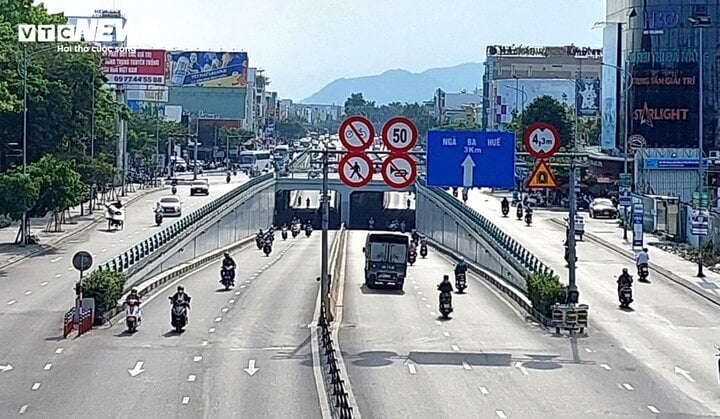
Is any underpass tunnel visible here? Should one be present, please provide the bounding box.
[348,190,416,230]
[274,189,341,229]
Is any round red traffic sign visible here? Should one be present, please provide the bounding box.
[381,117,417,153]
[338,152,374,188]
[339,116,375,152]
[523,122,561,159]
[381,154,417,189]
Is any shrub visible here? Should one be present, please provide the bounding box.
[527,271,567,317]
[82,270,126,321]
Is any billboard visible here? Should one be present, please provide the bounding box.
[493,79,574,125]
[575,78,600,116]
[600,24,618,151]
[166,51,248,87]
[102,48,166,85]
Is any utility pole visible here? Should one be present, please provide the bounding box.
[319,145,331,323]
[193,116,199,180]
[566,61,581,305]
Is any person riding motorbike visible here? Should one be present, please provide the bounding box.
[170,285,191,307]
[501,197,509,210]
[635,247,649,271]
[437,275,454,299]
[411,229,420,244]
[125,288,142,325]
[454,257,468,276]
[617,268,633,295]
[222,252,236,270]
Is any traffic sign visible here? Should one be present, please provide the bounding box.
[426,130,515,188]
[619,186,632,207]
[526,160,557,188]
[338,152,374,187]
[627,134,646,151]
[381,117,418,153]
[72,251,93,272]
[381,154,417,189]
[339,116,375,151]
[692,209,709,236]
[523,122,561,159]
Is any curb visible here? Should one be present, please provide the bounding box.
[546,217,720,308]
[0,185,158,271]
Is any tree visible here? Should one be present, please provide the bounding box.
[27,155,84,230]
[344,93,376,118]
[441,118,482,131]
[0,171,39,221]
[82,269,126,322]
[526,271,567,317]
[276,117,307,140]
[508,96,575,149]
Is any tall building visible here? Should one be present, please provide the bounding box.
[66,9,127,47]
[482,45,602,130]
[434,89,483,125]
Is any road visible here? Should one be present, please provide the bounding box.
[459,189,720,415]
[0,231,327,418]
[0,175,249,415]
[289,190,414,210]
[338,230,711,418]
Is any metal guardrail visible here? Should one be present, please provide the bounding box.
[319,305,353,419]
[96,173,274,275]
[416,176,555,280]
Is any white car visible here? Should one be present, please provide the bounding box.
[159,196,182,217]
[589,198,618,219]
[190,180,209,196]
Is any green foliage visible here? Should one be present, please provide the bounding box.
[276,117,307,140]
[342,93,437,138]
[0,171,39,220]
[440,118,482,131]
[507,96,575,149]
[82,269,126,318]
[65,154,118,186]
[27,155,84,216]
[526,271,567,317]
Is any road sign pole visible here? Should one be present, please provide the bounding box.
[320,147,332,323]
[567,162,579,304]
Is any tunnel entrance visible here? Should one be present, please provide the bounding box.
[274,190,340,229]
[348,191,415,230]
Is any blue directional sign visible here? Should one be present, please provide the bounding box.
[426,130,516,188]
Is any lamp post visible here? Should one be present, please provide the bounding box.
[688,13,711,278]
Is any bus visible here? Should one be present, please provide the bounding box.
[238,151,256,171]
[253,150,273,172]
[273,145,291,162]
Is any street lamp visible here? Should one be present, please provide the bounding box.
[688,13,711,278]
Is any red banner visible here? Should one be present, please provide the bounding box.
[102,48,166,85]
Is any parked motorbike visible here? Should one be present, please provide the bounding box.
[420,244,428,258]
[169,298,189,333]
[439,292,453,318]
[638,264,649,282]
[619,285,633,309]
[154,211,163,226]
[263,242,272,256]
[455,272,467,293]
[125,304,141,333]
[408,250,417,265]
[220,267,235,290]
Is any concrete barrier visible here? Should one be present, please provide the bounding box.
[328,223,347,321]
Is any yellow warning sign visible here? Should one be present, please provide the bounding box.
[527,160,558,188]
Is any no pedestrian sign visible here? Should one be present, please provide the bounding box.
[381,154,417,189]
[339,153,374,187]
[339,116,375,152]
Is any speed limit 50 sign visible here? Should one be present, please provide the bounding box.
[381,117,417,153]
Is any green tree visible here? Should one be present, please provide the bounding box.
[526,271,567,317]
[0,171,39,221]
[508,96,575,149]
[276,117,307,140]
[344,93,376,118]
[400,103,436,138]
[440,118,482,131]
[82,269,126,322]
[27,155,84,230]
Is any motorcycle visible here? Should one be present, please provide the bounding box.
[171,185,177,195]
[501,205,509,217]
[305,225,312,237]
[408,250,417,265]
[438,292,453,318]
[226,174,231,183]
[637,264,649,282]
[255,235,263,249]
[220,267,235,290]
[154,211,163,226]
[420,243,428,258]
[125,303,141,333]
[618,285,633,309]
[525,212,532,226]
[452,188,458,198]
[169,298,189,333]
[281,229,288,240]
[455,272,467,293]
[516,206,523,221]
[291,225,300,238]
[462,190,468,203]
[263,242,272,256]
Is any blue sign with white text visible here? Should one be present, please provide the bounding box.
[426,130,515,188]
[643,158,709,170]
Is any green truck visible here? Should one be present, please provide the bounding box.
[362,233,409,290]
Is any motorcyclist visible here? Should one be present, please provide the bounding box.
[125,288,141,307]
[256,229,264,239]
[408,241,417,254]
[305,220,312,230]
[501,197,510,210]
[616,268,633,295]
[411,229,420,244]
[221,252,236,270]
[635,247,649,269]
[170,285,191,307]
[454,257,468,276]
[154,202,162,214]
[437,274,454,296]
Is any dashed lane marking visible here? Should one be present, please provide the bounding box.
[50,257,62,263]
[182,396,190,405]
[193,356,202,362]
[18,405,28,414]
[429,311,436,316]
[54,348,63,354]
[647,405,660,413]
[228,299,235,304]
[622,383,634,391]
[208,328,216,333]
[31,383,40,390]
[496,411,507,419]
[24,291,32,296]
[214,317,222,323]
[600,363,612,370]
[407,363,416,375]
[187,375,196,382]
[442,331,450,337]
[479,386,489,395]
[43,364,52,371]
[7,300,16,305]
[451,345,460,352]
[54,274,62,278]
[202,341,208,346]
[462,361,472,370]
[40,282,48,287]
[221,308,229,313]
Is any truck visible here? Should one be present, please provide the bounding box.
[362,233,409,290]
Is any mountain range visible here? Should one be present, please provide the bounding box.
[300,63,484,105]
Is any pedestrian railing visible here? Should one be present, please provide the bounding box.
[97,173,275,275]
[416,176,554,282]
[319,305,353,419]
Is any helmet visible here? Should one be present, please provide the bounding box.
[622,268,628,274]
[259,229,263,234]
[130,288,138,295]
[224,252,230,258]
[459,257,465,264]
[642,247,648,252]
[177,285,184,292]
[443,275,449,281]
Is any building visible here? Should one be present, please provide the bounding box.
[433,89,483,125]
[67,9,127,47]
[482,45,602,130]
[280,102,343,125]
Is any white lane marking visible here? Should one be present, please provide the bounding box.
[209,328,216,333]
[451,345,460,352]
[101,248,107,252]
[462,361,472,370]
[584,348,593,353]
[240,285,246,289]
[425,304,431,308]
[18,405,28,414]
[514,361,529,376]
[110,243,116,247]
[407,363,416,375]
[429,311,436,316]
[496,411,507,419]
[40,282,48,287]
[119,239,124,243]
[142,227,147,231]
[54,273,62,278]
[245,280,251,284]
[55,348,63,354]
[647,405,660,413]
[193,356,202,362]
[67,267,72,271]
[421,297,427,302]
[182,396,190,405]
[187,375,196,382]
[7,300,16,305]
[214,317,222,322]
[228,299,235,304]
[202,341,208,346]
[221,308,229,313]
[674,366,696,383]
[600,363,612,370]
[24,291,32,296]
[414,285,419,289]
[435,321,442,326]
[43,363,52,371]
[50,257,62,263]
[31,382,41,390]
[479,386,489,395]
[622,383,634,391]
[442,331,450,337]
[235,291,241,295]
[417,291,422,295]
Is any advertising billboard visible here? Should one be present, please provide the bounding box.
[493,79,574,125]
[166,51,248,87]
[600,24,618,151]
[575,78,600,116]
[102,48,166,85]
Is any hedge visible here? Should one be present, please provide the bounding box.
[527,271,567,317]
[82,270,126,321]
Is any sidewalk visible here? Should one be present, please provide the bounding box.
[0,183,157,270]
[555,215,720,305]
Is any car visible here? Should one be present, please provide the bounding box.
[159,196,182,217]
[589,198,617,219]
[190,179,209,196]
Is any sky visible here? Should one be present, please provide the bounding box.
[38,0,606,101]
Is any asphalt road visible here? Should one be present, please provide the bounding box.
[289,190,413,211]
[461,189,720,415]
[338,230,712,418]
[1,231,327,418]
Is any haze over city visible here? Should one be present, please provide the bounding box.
[38,0,604,99]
